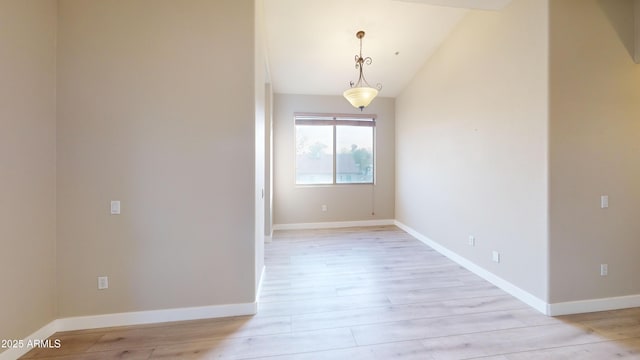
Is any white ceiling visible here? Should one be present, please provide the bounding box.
[263,0,512,97]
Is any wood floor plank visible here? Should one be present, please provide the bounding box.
[420,323,610,359]
[148,328,356,359]
[578,317,640,339]
[335,277,466,297]
[86,315,292,352]
[259,285,338,303]
[257,293,392,317]
[291,295,526,332]
[263,264,469,291]
[19,349,153,360]
[248,340,434,360]
[263,264,468,291]
[350,309,530,346]
[386,282,506,305]
[484,337,640,359]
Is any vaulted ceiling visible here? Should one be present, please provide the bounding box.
[263,0,512,97]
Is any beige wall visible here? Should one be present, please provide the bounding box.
[395,0,549,300]
[549,0,640,303]
[273,94,395,225]
[0,0,57,347]
[56,0,258,317]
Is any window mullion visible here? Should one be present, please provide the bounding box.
[333,124,337,185]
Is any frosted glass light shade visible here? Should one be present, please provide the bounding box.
[343,86,378,111]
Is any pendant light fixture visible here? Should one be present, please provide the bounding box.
[343,30,382,111]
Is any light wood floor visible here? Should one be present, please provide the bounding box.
[21,226,640,359]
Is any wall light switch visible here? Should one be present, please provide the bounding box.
[468,236,475,246]
[321,205,328,212]
[98,276,109,290]
[600,195,609,209]
[111,200,121,215]
[492,251,500,263]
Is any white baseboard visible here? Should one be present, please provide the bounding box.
[0,320,59,360]
[273,219,395,231]
[548,294,640,316]
[394,220,549,315]
[57,302,257,332]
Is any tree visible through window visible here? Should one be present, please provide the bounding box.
[295,113,375,185]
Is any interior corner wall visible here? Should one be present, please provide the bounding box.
[254,0,266,292]
[56,0,257,317]
[549,0,640,303]
[395,0,549,301]
[273,94,395,225]
[0,0,58,348]
[265,83,274,238]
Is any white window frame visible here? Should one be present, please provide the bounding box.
[294,112,376,186]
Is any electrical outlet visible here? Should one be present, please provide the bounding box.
[492,251,500,263]
[98,276,109,290]
[468,236,475,246]
[600,264,608,276]
[321,205,328,212]
[110,200,121,215]
[600,195,609,209]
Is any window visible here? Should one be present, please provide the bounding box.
[295,113,375,185]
